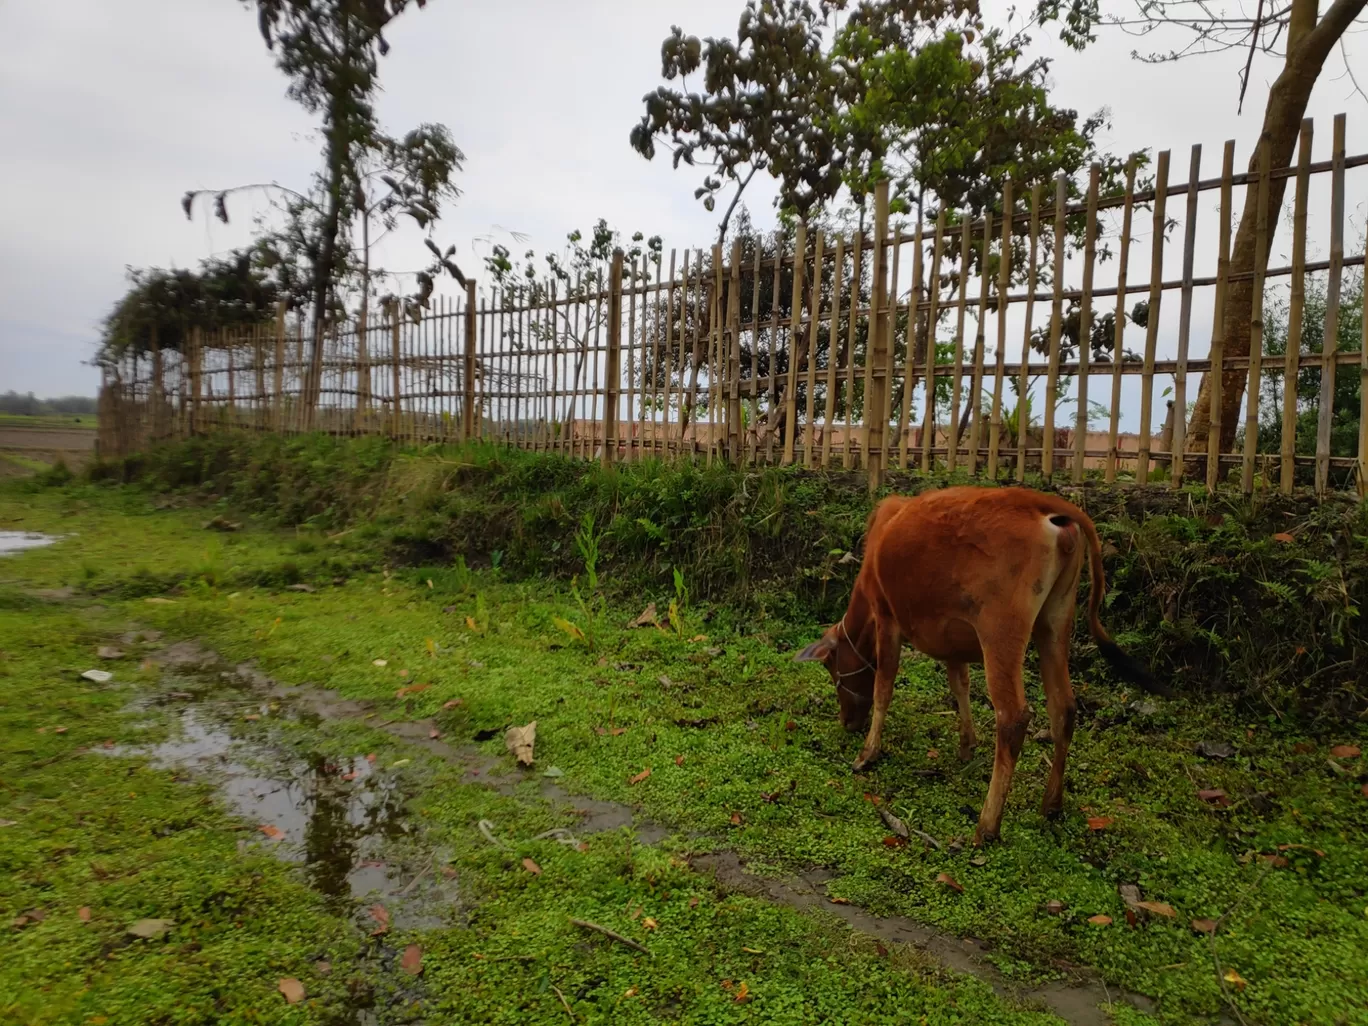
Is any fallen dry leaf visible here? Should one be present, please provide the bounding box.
[97,646,123,660]
[1087,816,1115,831]
[523,858,542,876]
[881,836,907,848]
[1330,744,1361,759]
[1087,914,1113,926]
[926,748,940,761]
[1124,908,1138,927]
[243,714,260,722]
[689,897,699,909]
[629,603,659,628]
[610,727,628,736]
[81,670,113,684]
[624,986,638,998]
[443,699,463,710]
[400,944,423,976]
[78,907,91,923]
[466,616,481,632]
[1133,900,1178,919]
[369,904,390,935]
[1044,900,1067,915]
[429,729,441,739]
[629,768,652,785]
[398,669,410,679]
[278,978,305,1004]
[54,726,67,734]
[734,981,751,1004]
[365,753,377,763]
[315,960,332,975]
[828,896,851,905]
[642,917,659,931]
[126,918,174,939]
[372,658,388,667]
[1272,532,1295,544]
[341,771,358,782]
[936,873,964,893]
[862,792,882,805]
[1197,788,1230,805]
[1224,968,1248,991]
[674,754,685,767]
[1191,918,1218,934]
[259,824,284,841]
[730,811,744,826]
[505,721,537,766]
[395,683,430,698]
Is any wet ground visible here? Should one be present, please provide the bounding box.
[108,633,1162,1026]
[0,531,56,556]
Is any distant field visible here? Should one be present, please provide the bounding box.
[0,412,98,430]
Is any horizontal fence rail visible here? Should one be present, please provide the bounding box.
[100,114,1368,499]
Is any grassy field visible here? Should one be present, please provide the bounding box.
[0,412,98,431]
[2,472,1366,1025]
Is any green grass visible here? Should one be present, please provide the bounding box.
[2,486,1076,1026]
[3,480,1366,1024]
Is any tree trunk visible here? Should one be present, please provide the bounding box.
[307,120,346,424]
[1187,0,1366,454]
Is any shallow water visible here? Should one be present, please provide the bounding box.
[0,531,55,556]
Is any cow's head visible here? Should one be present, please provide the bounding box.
[793,621,874,733]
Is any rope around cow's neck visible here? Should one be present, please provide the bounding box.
[834,615,876,680]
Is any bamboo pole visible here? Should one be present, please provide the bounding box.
[899,222,923,470]
[1106,163,1137,484]
[947,217,972,473]
[767,229,784,464]
[1171,145,1203,487]
[1207,142,1236,492]
[845,230,864,469]
[1241,142,1273,495]
[1136,150,1171,485]
[967,211,991,473]
[1016,186,1043,482]
[604,250,624,464]
[727,239,744,463]
[591,274,604,458]
[921,213,946,472]
[1316,115,1347,496]
[1072,167,1101,484]
[866,181,892,491]
[822,236,844,468]
[1041,174,1069,482]
[1280,119,1314,494]
[987,184,1013,480]
[682,251,701,454]
[390,305,402,440]
[784,224,808,465]
[749,239,763,465]
[462,281,477,441]
[885,226,902,463]
[663,249,677,457]
[709,244,724,463]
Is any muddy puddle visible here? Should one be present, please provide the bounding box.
[0,531,55,556]
[112,636,1162,1026]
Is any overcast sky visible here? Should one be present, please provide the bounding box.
[1,0,1364,401]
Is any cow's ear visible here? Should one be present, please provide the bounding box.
[793,635,837,664]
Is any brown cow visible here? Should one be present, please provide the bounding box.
[794,486,1165,844]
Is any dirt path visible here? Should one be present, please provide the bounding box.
[0,425,96,468]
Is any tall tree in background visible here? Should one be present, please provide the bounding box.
[242,0,434,413]
[1064,0,1368,454]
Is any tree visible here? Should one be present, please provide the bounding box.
[1058,0,1368,454]
[236,0,436,415]
[99,252,280,363]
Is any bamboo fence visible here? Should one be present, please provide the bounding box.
[99,115,1368,498]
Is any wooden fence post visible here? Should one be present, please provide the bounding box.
[391,305,403,440]
[865,181,891,492]
[189,326,203,436]
[782,223,808,465]
[463,279,478,442]
[726,239,743,463]
[604,249,624,464]
[272,302,286,432]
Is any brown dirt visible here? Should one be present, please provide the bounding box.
[0,426,96,471]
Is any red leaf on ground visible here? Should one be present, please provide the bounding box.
[522,858,542,876]
[863,793,882,805]
[1272,532,1295,543]
[785,720,797,731]
[926,749,940,761]
[400,944,423,976]
[674,754,685,766]
[828,896,851,905]
[1087,914,1112,926]
[610,727,628,736]
[369,904,390,935]
[689,897,700,909]
[395,683,429,698]
[729,811,744,826]
[936,873,964,893]
[278,978,305,1004]
[628,768,651,785]
[1087,816,1114,831]
[1197,788,1229,805]
[365,753,377,763]
[1124,908,1138,927]
[77,907,91,922]
[1191,918,1218,934]
[259,824,284,840]
[1330,744,1361,759]
[881,836,907,848]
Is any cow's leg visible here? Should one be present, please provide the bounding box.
[946,661,976,761]
[853,611,902,771]
[975,634,1031,845]
[1033,617,1076,819]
